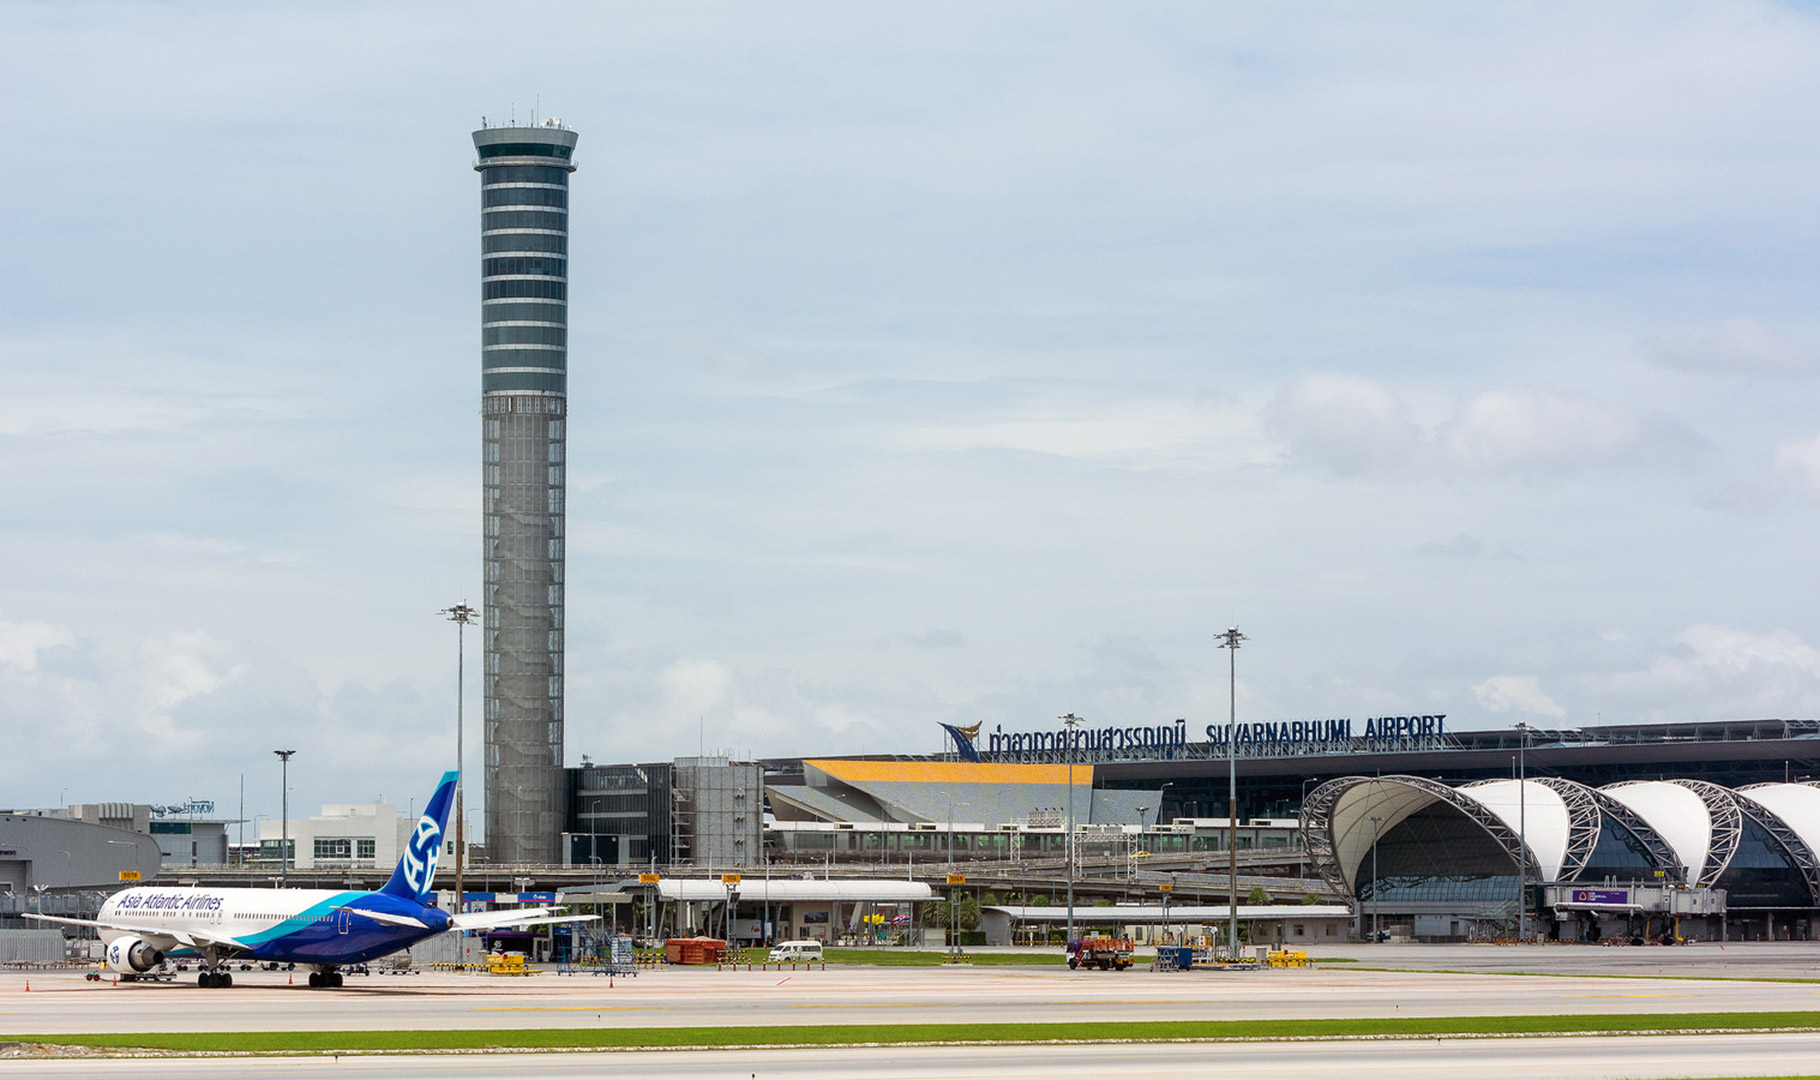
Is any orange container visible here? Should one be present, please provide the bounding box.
[663,937,729,965]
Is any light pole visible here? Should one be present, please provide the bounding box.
[1217,625,1246,957]
[1131,806,1150,882]
[440,601,478,958]
[1367,814,1383,942]
[1162,877,1173,945]
[589,856,603,940]
[1058,712,1084,945]
[1515,722,1533,942]
[273,750,296,887]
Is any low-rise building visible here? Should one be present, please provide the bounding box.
[256,802,412,871]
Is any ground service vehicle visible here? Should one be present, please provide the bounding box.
[768,940,824,963]
[1067,936,1134,970]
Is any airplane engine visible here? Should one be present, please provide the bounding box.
[105,935,164,973]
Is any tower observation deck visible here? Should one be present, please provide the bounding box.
[473,121,577,864]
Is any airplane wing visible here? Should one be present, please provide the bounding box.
[23,913,248,952]
[449,907,600,932]
[25,911,175,938]
[333,905,429,930]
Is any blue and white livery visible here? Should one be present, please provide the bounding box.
[29,771,592,988]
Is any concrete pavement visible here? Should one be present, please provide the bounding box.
[8,1033,1820,1078]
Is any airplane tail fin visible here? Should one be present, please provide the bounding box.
[379,770,458,904]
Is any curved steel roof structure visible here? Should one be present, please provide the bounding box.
[1301,774,1820,905]
[1301,775,1535,895]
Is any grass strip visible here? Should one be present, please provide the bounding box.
[14,1011,1820,1054]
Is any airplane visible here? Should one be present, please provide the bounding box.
[27,770,594,988]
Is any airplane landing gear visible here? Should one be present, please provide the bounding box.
[199,970,233,988]
[307,970,344,988]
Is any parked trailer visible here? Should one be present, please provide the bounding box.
[1067,936,1135,970]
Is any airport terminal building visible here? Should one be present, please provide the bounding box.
[568,717,1820,941]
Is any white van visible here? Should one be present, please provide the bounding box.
[767,940,824,963]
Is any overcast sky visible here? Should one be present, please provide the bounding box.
[4,2,1820,830]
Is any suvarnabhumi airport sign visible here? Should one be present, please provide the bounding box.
[1206,714,1447,747]
[981,714,1448,763]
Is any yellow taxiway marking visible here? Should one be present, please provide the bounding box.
[793,1002,941,1008]
[1561,994,1697,999]
[477,1006,643,1012]
[1060,999,1198,1004]
[790,999,1200,1008]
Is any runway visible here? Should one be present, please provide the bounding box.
[8,1034,1820,1079]
[4,963,1820,1034]
[3,947,1820,1035]
[5,945,1820,1078]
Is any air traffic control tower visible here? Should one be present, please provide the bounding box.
[473,121,577,864]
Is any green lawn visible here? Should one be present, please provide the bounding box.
[13,1011,1820,1055]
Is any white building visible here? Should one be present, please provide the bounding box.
[257,803,412,871]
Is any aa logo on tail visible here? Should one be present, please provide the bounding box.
[400,816,443,896]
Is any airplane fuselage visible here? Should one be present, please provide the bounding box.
[99,885,452,967]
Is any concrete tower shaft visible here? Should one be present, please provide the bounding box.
[473,121,577,865]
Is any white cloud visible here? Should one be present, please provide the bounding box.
[1646,319,1820,379]
[1673,623,1820,680]
[1439,389,1693,474]
[658,658,733,720]
[1472,675,1567,718]
[0,618,75,672]
[1416,533,1485,558]
[131,631,248,747]
[1265,374,1423,476]
[1594,625,1820,721]
[1774,434,1820,497]
[1271,378,1699,478]
[900,391,1269,471]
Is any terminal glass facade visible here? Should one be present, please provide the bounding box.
[1355,803,1517,907]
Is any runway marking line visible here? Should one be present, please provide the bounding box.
[476,1006,642,1012]
[791,1003,940,1008]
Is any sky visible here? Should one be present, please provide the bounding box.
[3,2,1820,833]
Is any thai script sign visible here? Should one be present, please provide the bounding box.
[986,719,1188,758]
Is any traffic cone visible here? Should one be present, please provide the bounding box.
[608,976,613,988]
[23,980,28,992]
[288,973,293,985]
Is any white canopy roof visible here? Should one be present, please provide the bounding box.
[632,879,935,902]
[984,905,1354,922]
[1736,783,1820,859]
[1456,780,1572,881]
[1325,779,1450,890]
[1600,781,1710,881]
